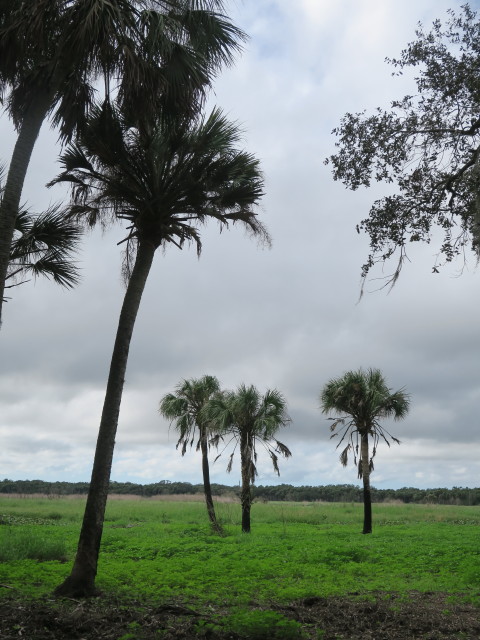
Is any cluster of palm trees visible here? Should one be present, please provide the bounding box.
[0,1,411,599]
[161,369,409,539]
[160,375,292,534]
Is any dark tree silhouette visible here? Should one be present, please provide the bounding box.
[5,205,80,301]
[327,4,480,289]
[0,0,245,321]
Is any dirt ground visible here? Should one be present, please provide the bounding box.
[0,591,479,639]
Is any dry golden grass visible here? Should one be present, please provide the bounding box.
[0,492,240,503]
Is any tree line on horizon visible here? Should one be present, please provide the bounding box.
[1,479,480,506]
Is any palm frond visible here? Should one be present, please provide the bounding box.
[51,101,266,265]
[274,439,292,459]
[6,203,81,294]
[209,434,223,449]
[205,382,292,486]
[339,444,351,467]
[357,459,363,479]
[269,450,280,476]
[226,452,234,474]
[159,375,221,454]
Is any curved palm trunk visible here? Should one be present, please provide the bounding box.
[200,429,222,534]
[54,240,156,597]
[240,431,252,533]
[0,90,54,321]
[361,433,372,534]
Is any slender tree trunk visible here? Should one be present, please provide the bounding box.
[361,433,372,534]
[240,432,251,533]
[54,240,156,597]
[0,90,54,322]
[200,429,222,534]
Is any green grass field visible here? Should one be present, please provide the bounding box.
[1,495,479,606]
[0,498,480,640]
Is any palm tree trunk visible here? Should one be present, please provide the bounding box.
[54,240,156,597]
[0,90,54,322]
[200,430,222,534]
[361,433,372,534]
[240,432,251,533]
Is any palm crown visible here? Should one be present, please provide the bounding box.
[207,384,292,481]
[50,103,267,266]
[51,104,269,264]
[0,0,245,136]
[160,375,221,455]
[321,367,409,471]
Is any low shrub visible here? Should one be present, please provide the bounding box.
[0,529,68,562]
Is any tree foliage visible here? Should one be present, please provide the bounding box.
[2,478,480,505]
[327,4,480,288]
[0,0,246,321]
[160,375,221,455]
[0,0,245,138]
[50,102,268,268]
[5,205,81,298]
[208,385,292,483]
[321,368,408,474]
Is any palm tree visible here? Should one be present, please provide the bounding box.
[320,368,410,534]
[206,384,292,533]
[50,103,266,596]
[4,205,81,303]
[0,0,245,321]
[159,375,223,534]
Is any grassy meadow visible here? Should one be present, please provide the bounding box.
[1,495,480,607]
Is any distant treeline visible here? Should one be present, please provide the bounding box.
[1,479,480,505]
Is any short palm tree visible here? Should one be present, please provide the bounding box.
[320,368,409,534]
[206,384,292,533]
[51,103,266,596]
[5,206,81,302]
[160,375,223,534]
[0,0,245,321]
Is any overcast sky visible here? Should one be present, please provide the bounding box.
[1,0,479,491]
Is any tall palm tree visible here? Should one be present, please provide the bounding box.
[159,375,223,534]
[206,384,292,533]
[50,103,266,596]
[0,0,245,322]
[320,368,410,534]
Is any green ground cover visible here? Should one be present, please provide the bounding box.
[1,497,479,607]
